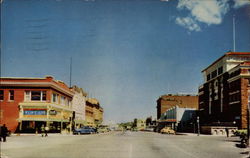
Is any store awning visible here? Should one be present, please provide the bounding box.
[17,118,70,122]
[158,119,177,123]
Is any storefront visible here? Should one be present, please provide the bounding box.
[18,102,73,133]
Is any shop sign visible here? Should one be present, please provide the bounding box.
[49,110,57,115]
[24,110,47,115]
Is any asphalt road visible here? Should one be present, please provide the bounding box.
[1,131,249,158]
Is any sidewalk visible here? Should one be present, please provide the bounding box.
[11,133,72,137]
[176,132,237,137]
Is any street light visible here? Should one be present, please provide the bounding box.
[197,116,200,136]
[197,108,204,136]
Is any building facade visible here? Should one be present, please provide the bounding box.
[0,76,74,133]
[156,94,198,119]
[158,106,196,132]
[71,85,87,129]
[134,119,146,131]
[85,98,103,127]
[199,52,250,129]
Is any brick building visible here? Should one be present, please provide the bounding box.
[85,98,103,127]
[199,52,250,129]
[0,76,74,133]
[156,94,198,119]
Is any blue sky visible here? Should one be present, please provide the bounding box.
[1,0,250,123]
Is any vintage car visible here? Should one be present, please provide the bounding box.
[160,127,175,134]
[73,128,95,135]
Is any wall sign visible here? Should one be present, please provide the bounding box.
[49,110,57,115]
[24,110,47,115]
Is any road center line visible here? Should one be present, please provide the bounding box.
[129,144,133,158]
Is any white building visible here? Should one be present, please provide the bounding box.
[158,106,196,132]
[71,85,87,128]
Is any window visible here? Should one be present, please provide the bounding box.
[42,91,46,101]
[31,91,42,101]
[218,66,223,75]
[25,91,31,101]
[211,70,217,78]
[0,90,3,101]
[65,98,69,106]
[61,96,65,105]
[9,90,14,101]
[52,93,58,103]
[25,91,46,101]
[207,74,211,81]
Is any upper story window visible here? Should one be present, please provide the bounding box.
[25,91,46,101]
[218,66,223,75]
[9,90,14,101]
[207,74,211,81]
[60,96,65,105]
[0,90,4,101]
[211,70,217,78]
[52,93,59,103]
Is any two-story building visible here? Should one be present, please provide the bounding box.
[71,85,87,129]
[85,98,103,127]
[156,94,198,119]
[0,76,73,133]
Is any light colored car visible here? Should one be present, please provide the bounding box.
[160,127,175,134]
[97,127,109,133]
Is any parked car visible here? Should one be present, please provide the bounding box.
[160,127,175,134]
[73,128,94,135]
[81,126,97,133]
[97,127,109,133]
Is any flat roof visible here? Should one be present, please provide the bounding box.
[201,52,250,72]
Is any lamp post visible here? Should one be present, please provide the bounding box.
[197,116,200,136]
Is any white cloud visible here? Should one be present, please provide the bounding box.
[176,0,230,31]
[175,16,201,31]
[177,0,229,25]
[233,0,250,9]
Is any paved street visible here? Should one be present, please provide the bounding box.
[1,131,249,158]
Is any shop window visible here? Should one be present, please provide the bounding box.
[0,90,4,101]
[9,90,14,101]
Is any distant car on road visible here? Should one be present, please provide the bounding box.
[73,128,94,135]
[160,127,175,135]
[97,127,110,133]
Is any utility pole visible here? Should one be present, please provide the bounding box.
[233,15,236,52]
[69,57,72,87]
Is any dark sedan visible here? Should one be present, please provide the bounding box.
[73,128,94,135]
